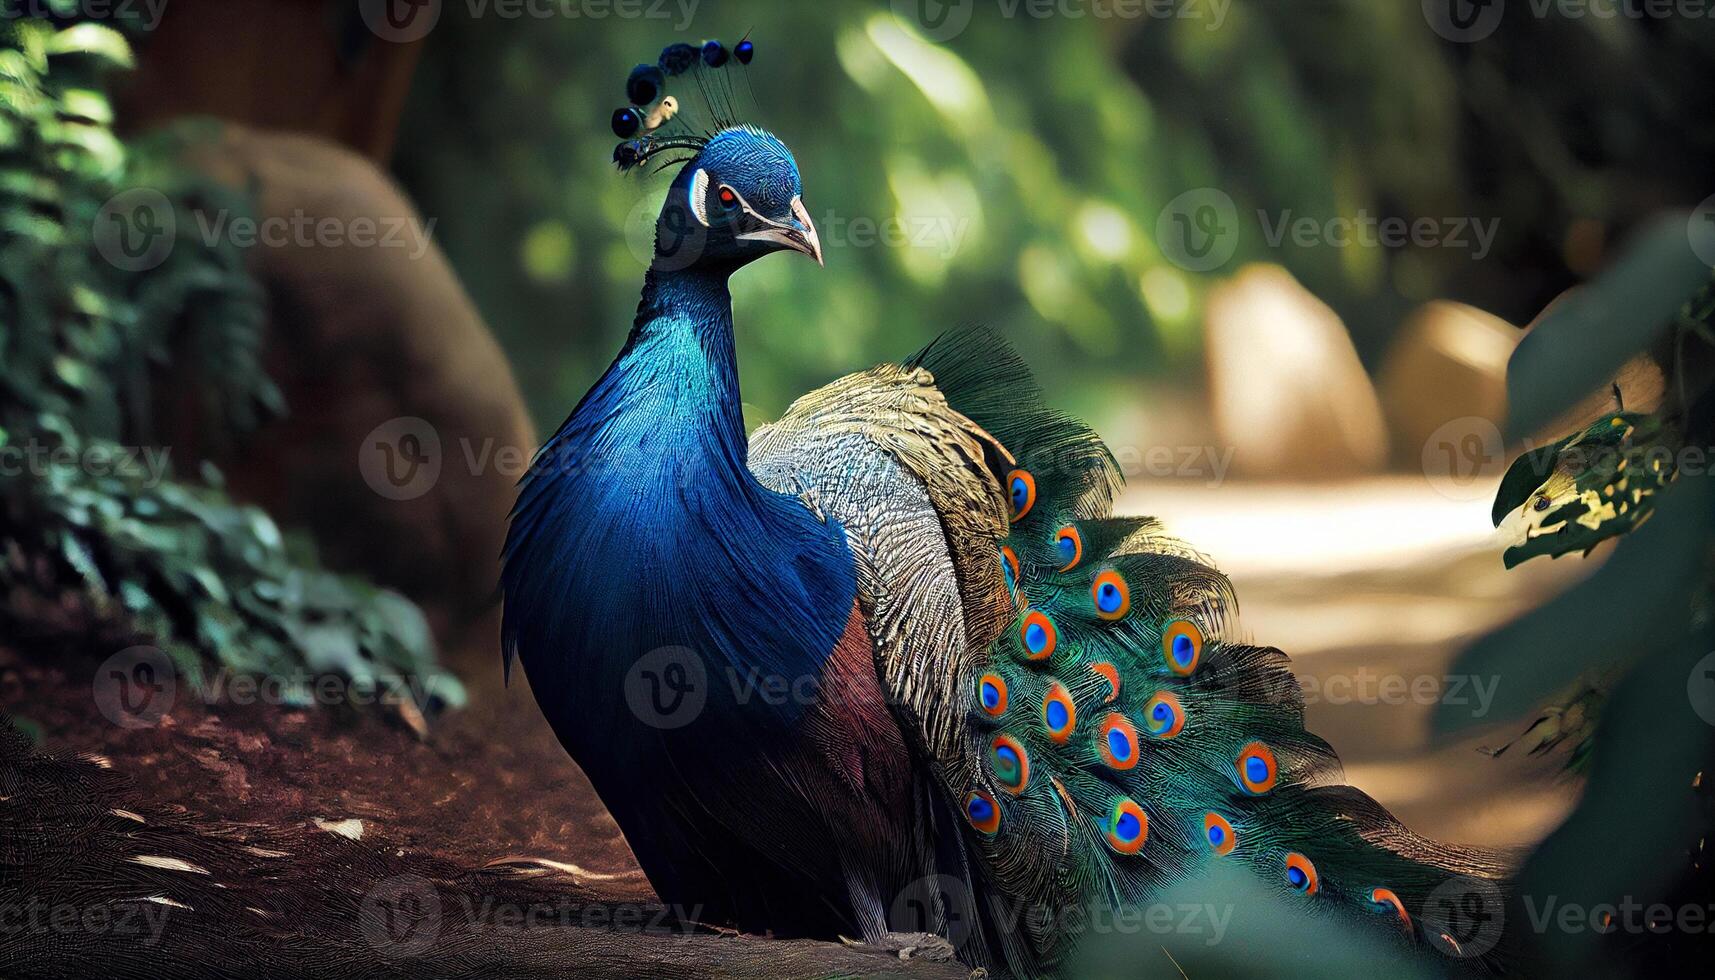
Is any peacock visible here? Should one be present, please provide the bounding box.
[500,39,1509,977]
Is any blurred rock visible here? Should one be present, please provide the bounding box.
[1204,264,1388,479]
[1378,301,1517,470]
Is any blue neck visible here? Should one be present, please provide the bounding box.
[502,262,857,737]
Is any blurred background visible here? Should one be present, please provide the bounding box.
[5,1,1715,975]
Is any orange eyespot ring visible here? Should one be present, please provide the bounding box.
[1369,888,1410,928]
[1020,610,1057,661]
[1006,469,1037,521]
[1162,620,1202,676]
[1091,570,1130,620]
[1285,852,1319,896]
[1042,682,1076,744]
[1142,691,1185,738]
[977,673,1008,717]
[1054,525,1083,571]
[1097,712,1139,770]
[990,735,1030,795]
[1236,742,1278,794]
[1103,798,1148,855]
[1000,546,1021,591]
[1202,812,1236,855]
[964,791,1001,835]
[1089,662,1120,704]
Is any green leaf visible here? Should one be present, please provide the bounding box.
[41,24,134,70]
[1437,473,1714,734]
[1504,215,1714,440]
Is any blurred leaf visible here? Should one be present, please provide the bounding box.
[1438,473,1713,733]
[1504,215,1713,440]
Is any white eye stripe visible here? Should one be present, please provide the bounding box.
[688,168,710,227]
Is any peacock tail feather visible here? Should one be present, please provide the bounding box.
[897,330,1511,974]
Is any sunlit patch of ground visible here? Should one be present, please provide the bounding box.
[1124,476,1590,851]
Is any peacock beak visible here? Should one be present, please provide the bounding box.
[784,196,823,266]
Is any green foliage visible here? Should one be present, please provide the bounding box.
[0,13,461,709]
[1443,229,1715,969]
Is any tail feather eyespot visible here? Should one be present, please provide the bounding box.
[1285,852,1319,896]
[990,735,1030,794]
[1020,610,1057,661]
[1042,682,1076,743]
[1104,798,1148,855]
[1054,525,1083,571]
[977,673,1008,717]
[1006,469,1037,521]
[1369,888,1411,928]
[1162,620,1202,675]
[964,791,1001,835]
[1089,662,1120,704]
[1092,570,1130,620]
[1142,691,1186,738]
[1202,812,1236,855]
[1097,713,1139,770]
[1236,742,1278,794]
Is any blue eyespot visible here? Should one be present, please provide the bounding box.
[1011,479,1028,509]
[1046,699,1069,730]
[1058,535,1077,561]
[734,39,754,64]
[1025,622,1047,652]
[1114,811,1142,841]
[1288,866,1306,887]
[1107,727,1133,762]
[702,40,729,67]
[1173,634,1194,666]
[1245,755,1270,785]
[1098,584,1120,611]
[967,795,994,823]
[1207,823,1224,845]
[981,680,1001,710]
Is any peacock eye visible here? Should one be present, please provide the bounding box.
[718,187,739,210]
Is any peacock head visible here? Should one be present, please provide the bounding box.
[657,126,821,271]
[609,38,820,273]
